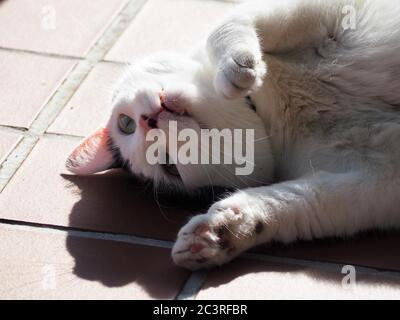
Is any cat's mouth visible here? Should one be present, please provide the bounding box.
[161,102,179,115]
[140,102,188,130]
[161,100,189,117]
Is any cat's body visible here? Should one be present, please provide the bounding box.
[67,0,400,269]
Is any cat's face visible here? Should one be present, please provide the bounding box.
[66,53,274,192]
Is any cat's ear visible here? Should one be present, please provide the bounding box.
[66,128,115,175]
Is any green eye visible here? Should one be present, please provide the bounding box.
[118,114,136,135]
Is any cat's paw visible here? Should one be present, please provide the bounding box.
[172,194,266,270]
[214,48,267,99]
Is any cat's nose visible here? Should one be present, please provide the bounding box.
[140,114,158,130]
[139,102,172,130]
[139,105,166,130]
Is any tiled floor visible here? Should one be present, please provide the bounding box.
[0,0,128,57]
[0,0,400,300]
[0,51,75,128]
[105,0,236,62]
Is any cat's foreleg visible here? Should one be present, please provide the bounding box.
[172,170,398,270]
[206,11,267,99]
[207,0,349,98]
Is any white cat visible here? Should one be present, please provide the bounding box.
[66,0,400,270]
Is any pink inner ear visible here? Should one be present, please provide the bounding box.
[66,128,115,175]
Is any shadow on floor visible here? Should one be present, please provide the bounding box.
[200,258,400,299]
[62,170,400,298]
[62,169,225,298]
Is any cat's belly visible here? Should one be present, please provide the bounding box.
[252,55,400,180]
[280,111,400,180]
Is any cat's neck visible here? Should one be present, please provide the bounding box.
[250,57,288,174]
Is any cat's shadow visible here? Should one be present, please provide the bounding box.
[62,171,400,298]
[62,170,224,298]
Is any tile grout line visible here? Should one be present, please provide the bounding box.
[0,46,83,61]
[175,270,209,300]
[0,125,28,134]
[0,0,148,192]
[0,45,135,67]
[0,0,240,66]
[0,218,209,299]
[0,125,86,140]
[3,219,400,286]
[0,220,173,249]
[176,251,400,299]
[42,131,85,140]
[241,252,400,280]
[0,46,130,66]
[0,136,39,192]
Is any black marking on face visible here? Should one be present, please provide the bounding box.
[255,221,264,234]
[245,96,257,112]
[216,226,226,238]
[148,118,158,129]
[107,136,133,174]
[219,239,230,250]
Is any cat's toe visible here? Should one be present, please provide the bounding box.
[172,219,235,270]
[215,49,267,99]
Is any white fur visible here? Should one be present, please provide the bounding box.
[71,0,400,269]
[108,52,273,191]
[174,0,400,269]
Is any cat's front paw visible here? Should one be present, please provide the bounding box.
[172,194,267,270]
[214,48,267,99]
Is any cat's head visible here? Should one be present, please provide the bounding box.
[66,53,274,192]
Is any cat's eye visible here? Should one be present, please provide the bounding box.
[118,114,136,135]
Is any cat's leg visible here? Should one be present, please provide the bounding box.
[208,0,352,98]
[172,170,400,270]
[207,17,267,99]
[206,10,266,99]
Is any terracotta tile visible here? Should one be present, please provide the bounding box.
[0,136,214,240]
[255,231,400,272]
[196,259,400,300]
[0,131,21,164]
[105,0,235,62]
[0,224,189,299]
[48,63,125,137]
[0,0,128,57]
[0,51,75,128]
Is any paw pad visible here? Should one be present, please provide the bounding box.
[195,224,210,236]
[190,243,204,254]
